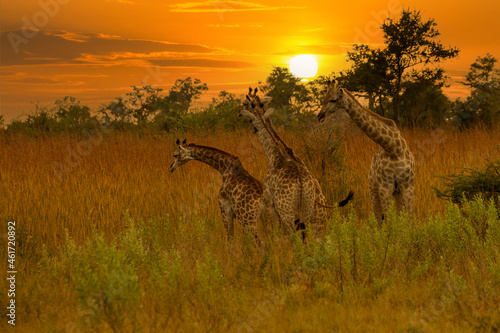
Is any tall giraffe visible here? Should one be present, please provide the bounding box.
[170,140,264,244]
[317,81,415,224]
[245,88,353,222]
[241,90,352,237]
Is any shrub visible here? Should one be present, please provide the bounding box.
[64,232,139,332]
[434,160,500,205]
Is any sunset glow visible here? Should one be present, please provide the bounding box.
[1,0,499,121]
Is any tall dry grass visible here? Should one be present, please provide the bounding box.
[1,125,499,332]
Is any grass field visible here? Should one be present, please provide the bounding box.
[1,124,500,332]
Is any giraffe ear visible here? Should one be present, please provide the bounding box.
[254,88,258,94]
[240,109,256,121]
[179,145,189,153]
[260,96,272,105]
[248,87,252,95]
[263,107,275,119]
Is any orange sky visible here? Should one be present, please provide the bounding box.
[1,0,499,122]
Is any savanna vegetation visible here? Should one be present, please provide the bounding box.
[1,8,500,332]
[1,125,500,332]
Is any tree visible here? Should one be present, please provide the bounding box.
[261,67,311,109]
[400,69,450,127]
[463,53,499,89]
[152,77,208,131]
[452,54,500,127]
[382,9,459,121]
[163,77,208,115]
[54,96,95,130]
[126,84,163,124]
[342,8,459,125]
[341,45,394,115]
[190,90,248,131]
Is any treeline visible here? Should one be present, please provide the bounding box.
[2,9,499,134]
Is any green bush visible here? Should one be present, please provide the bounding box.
[63,232,139,332]
[434,160,500,205]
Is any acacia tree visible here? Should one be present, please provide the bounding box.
[340,45,394,115]
[383,9,459,121]
[341,8,459,125]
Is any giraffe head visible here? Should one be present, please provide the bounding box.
[240,87,274,123]
[170,138,192,172]
[317,79,347,123]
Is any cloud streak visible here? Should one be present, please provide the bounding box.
[149,59,254,68]
[0,30,221,67]
[170,1,305,12]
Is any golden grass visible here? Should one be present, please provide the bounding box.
[1,125,499,332]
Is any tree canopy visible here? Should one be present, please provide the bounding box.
[338,8,459,126]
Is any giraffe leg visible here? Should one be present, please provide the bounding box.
[241,219,261,247]
[300,185,317,241]
[401,184,415,223]
[378,185,393,225]
[312,182,327,237]
[276,189,299,235]
[219,197,235,243]
[238,200,263,248]
[263,188,281,231]
[369,177,384,225]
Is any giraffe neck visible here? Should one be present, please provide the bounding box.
[264,118,304,164]
[186,144,238,175]
[251,111,287,165]
[342,90,405,155]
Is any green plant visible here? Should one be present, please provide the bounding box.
[434,160,500,205]
[66,232,139,332]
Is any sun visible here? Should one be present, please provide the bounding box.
[289,54,318,81]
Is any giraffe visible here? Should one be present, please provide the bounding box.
[170,139,264,245]
[240,89,353,238]
[245,88,353,220]
[317,80,415,224]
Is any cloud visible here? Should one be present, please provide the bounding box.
[170,1,305,12]
[149,59,254,68]
[106,0,134,4]
[2,72,109,85]
[0,30,219,66]
[206,24,263,28]
[207,24,241,28]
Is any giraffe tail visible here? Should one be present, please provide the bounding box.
[315,191,354,208]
